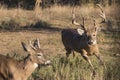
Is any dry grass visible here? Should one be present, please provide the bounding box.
[0,4,119,54]
[0,4,120,80]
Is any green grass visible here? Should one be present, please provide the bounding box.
[27,54,119,80]
[7,51,120,80]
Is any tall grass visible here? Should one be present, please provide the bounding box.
[28,55,119,80]
[7,52,120,80]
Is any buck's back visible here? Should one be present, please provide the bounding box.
[61,29,88,52]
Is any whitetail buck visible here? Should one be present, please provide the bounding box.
[0,39,51,80]
[61,4,106,76]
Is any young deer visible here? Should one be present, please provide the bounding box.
[61,4,106,76]
[0,39,51,80]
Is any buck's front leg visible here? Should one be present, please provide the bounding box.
[65,48,72,58]
[81,50,96,77]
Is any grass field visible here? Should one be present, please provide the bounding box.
[0,4,120,80]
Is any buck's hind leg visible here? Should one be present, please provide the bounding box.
[65,48,72,58]
[72,51,75,58]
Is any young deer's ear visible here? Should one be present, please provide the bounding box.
[33,38,40,49]
[21,42,31,52]
[37,38,40,48]
[21,42,36,55]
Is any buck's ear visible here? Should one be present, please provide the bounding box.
[21,42,31,52]
[77,28,85,35]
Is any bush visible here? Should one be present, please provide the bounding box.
[0,19,20,31]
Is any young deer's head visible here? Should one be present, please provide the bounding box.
[21,39,51,67]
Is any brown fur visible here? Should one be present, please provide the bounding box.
[0,39,51,80]
[61,28,105,76]
[61,4,107,77]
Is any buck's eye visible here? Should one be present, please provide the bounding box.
[37,54,41,56]
[93,34,96,36]
[37,53,43,57]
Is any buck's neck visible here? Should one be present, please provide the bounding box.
[85,43,98,55]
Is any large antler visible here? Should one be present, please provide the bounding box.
[96,4,106,23]
[72,12,80,26]
[72,8,86,31]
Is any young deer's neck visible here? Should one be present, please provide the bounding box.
[19,56,38,78]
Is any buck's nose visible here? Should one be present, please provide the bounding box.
[88,41,93,45]
[87,40,96,45]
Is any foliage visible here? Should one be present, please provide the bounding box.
[6,53,120,80]
[0,0,120,9]
[0,19,20,31]
[28,55,120,80]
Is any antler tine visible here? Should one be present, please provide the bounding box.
[82,17,85,27]
[29,40,37,50]
[72,7,80,26]
[72,7,86,31]
[92,17,96,27]
[94,19,96,27]
[96,4,106,23]
[80,16,87,31]
[37,38,40,48]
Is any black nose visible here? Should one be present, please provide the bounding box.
[88,42,93,45]
[45,60,52,66]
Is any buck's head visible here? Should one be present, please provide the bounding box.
[72,4,106,45]
[77,18,98,45]
[85,27,98,45]
[21,39,51,67]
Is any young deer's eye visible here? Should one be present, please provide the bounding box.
[37,53,43,57]
[37,54,41,56]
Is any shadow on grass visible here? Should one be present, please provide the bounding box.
[0,19,63,32]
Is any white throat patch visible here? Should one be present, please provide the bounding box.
[92,40,97,45]
[33,63,38,68]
